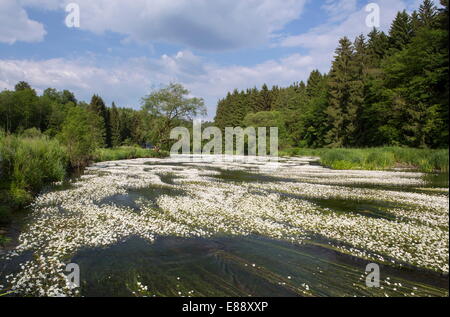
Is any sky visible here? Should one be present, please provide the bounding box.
[0,0,434,119]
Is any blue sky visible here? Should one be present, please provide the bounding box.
[0,0,430,119]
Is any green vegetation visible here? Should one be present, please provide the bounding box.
[281,147,449,173]
[215,0,448,150]
[94,147,168,162]
[0,134,165,224]
[0,81,198,223]
[59,106,105,168]
[0,132,68,222]
[141,83,207,149]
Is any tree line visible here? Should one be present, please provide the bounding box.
[0,83,150,146]
[0,80,207,167]
[214,0,449,149]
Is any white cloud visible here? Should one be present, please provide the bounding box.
[0,51,315,119]
[0,0,47,44]
[2,0,307,49]
[12,0,306,51]
[322,0,359,22]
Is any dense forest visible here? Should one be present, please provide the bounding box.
[215,0,449,149]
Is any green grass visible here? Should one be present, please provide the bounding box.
[1,133,69,224]
[0,134,168,223]
[94,146,169,162]
[280,147,449,173]
[0,134,68,208]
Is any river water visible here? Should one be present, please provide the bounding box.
[0,156,448,297]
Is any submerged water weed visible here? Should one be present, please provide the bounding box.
[1,156,448,296]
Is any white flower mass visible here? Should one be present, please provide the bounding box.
[1,156,448,296]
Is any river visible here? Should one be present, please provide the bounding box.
[0,156,448,297]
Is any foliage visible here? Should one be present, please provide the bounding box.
[213,0,448,150]
[243,111,290,148]
[58,107,104,168]
[0,134,68,208]
[141,83,206,150]
[94,147,169,162]
[280,147,449,173]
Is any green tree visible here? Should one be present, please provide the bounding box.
[325,37,363,147]
[388,11,413,52]
[243,111,290,149]
[367,28,389,66]
[418,0,438,27]
[14,81,32,92]
[383,26,449,148]
[142,83,206,150]
[252,84,273,112]
[110,102,121,147]
[306,70,324,98]
[59,107,104,168]
[88,95,110,147]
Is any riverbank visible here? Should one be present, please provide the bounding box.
[280,147,449,173]
[0,134,166,229]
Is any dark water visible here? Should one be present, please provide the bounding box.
[424,172,449,188]
[70,235,448,297]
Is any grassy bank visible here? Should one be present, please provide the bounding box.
[94,146,168,162]
[0,133,165,225]
[281,147,449,173]
[0,134,68,223]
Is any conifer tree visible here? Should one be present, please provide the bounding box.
[89,95,110,147]
[306,70,323,98]
[418,0,438,27]
[110,102,121,147]
[388,11,413,52]
[325,37,355,147]
[410,11,422,35]
[252,84,273,112]
[367,28,389,66]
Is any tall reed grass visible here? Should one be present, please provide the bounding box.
[0,133,68,210]
[281,147,449,173]
[94,146,168,162]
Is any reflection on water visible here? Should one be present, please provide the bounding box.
[424,172,449,188]
[71,235,448,297]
